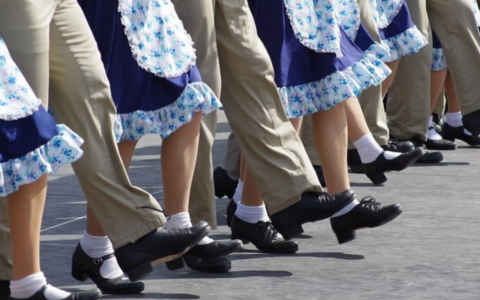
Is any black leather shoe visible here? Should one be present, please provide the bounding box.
[424,136,457,150]
[184,256,232,273]
[381,140,414,153]
[115,221,211,281]
[0,280,9,298]
[166,239,242,271]
[363,148,423,185]
[330,197,402,244]
[9,286,101,300]
[71,244,144,294]
[214,167,238,199]
[442,123,480,146]
[406,138,444,164]
[313,165,326,187]
[226,199,237,227]
[230,216,298,253]
[462,109,480,136]
[270,190,355,240]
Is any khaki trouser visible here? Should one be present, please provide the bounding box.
[215,0,322,213]
[387,0,433,141]
[0,0,166,258]
[173,0,221,228]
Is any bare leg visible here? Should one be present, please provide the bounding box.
[312,102,350,194]
[240,163,265,207]
[162,112,202,215]
[382,60,400,98]
[445,72,460,113]
[344,98,371,142]
[430,70,448,113]
[7,175,47,280]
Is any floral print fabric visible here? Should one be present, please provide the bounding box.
[369,0,404,29]
[333,0,361,42]
[381,26,428,62]
[118,0,196,78]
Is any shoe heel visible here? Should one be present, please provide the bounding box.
[366,171,387,186]
[336,231,356,244]
[71,264,88,282]
[166,258,185,271]
[231,231,250,245]
[126,262,153,282]
[350,163,365,174]
[280,225,304,241]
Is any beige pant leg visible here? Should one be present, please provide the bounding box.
[1,0,167,248]
[222,133,242,177]
[387,0,432,141]
[427,0,480,115]
[215,0,321,214]
[173,0,221,228]
[0,200,11,280]
[354,0,389,147]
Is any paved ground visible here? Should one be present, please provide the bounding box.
[38,112,479,300]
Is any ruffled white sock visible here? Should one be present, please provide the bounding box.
[164,212,213,245]
[446,112,472,136]
[80,232,123,279]
[235,203,270,224]
[354,133,400,164]
[10,272,70,300]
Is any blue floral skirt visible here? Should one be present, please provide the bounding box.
[0,38,83,197]
[378,0,428,62]
[78,0,220,142]
[247,0,391,118]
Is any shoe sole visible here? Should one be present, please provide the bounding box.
[231,231,299,254]
[336,205,403,245]
[101,285,145,295]
[126,225,211,281]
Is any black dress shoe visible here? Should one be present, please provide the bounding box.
[230,216,298,253]
[363,148,423,185]
[166,239,242,271]
[71,244,144,294]
[184,256,232,273]
[381,139,414,153]
[9,286,101,300]
[402,138,444,164]
[442,123,480,146]
[424,136,457,150]
[226,199,237,227]
[313,165,326,187]
[330,197,402,244]
[115,221,211,281]
[270,190,355,240]
[0,280,10,298]
[462,109,480,136]
[214,167,238,199]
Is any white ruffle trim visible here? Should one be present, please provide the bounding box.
[431,48,448,71]
[0,124,84,197]
[116,82,220,141]
[381,26,428,63]
[364,41,391,62]
[278,54,392,118]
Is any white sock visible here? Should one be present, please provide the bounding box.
[164,212,213,245]
[232,180,244,205]
[80,232,123,279]
[235,203,270,224]
[331,199,360,218]
[353,133,400,164]
[428,116,443,140]
[10,272,70,300]
[446,112,463,127]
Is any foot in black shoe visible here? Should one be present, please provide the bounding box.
[115,221,211,281]
[214,167,238,199]
[462,109,480,136]
[363,148,423,185]
[409,138,444,164]
[442,123,480,146]
[9,286,101,300]
[72,244,144,294]
[424,137,457,150]
[381,139,414,153]
[226,199,237,228]
[270,190,355,240]
[313,165,326,187]
[330,197,402,244]
[184,256,232,273]
[230,216,298,253]
[0,280,9,298]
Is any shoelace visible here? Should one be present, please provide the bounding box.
[257,221,281,238]
[359,196,380,206]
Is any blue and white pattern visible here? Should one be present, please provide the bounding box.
[278,55,391,118]
[369,0,404,29]
[0,37,41,121]
[431,48,447,71]
[333,0,361,41]
[0,124,84,197]
[365,41,391,62]
[117,82,220,141]
[284,0,342,55]
[118,0,196,78]
[473,0,480,27]
[381,26,428,62]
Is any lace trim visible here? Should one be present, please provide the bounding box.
[381,26,428,62]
